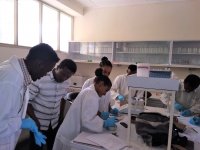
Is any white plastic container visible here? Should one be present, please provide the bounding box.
[137,63,150,77]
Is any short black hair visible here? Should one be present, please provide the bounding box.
[26,43,60,62]
[57,59,77,73]
[184,74,200,89]
[128,64,137,72]
[99,56,112,68]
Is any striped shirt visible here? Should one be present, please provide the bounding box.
[28,71,70,130]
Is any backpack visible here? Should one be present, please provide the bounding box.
[135,112,188,147]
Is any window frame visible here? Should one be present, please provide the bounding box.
[0,0,73,52]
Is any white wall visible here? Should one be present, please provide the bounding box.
[73,0,200,80]
[74,0,200,41]
[0,45,68,62]
[0,45,29,62]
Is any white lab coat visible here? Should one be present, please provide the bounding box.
[0,56,28,150]
[53,85,104,150]
[176,82,200,113]
[111,74,144,100]
[82,77,111,112]
[81,77,95,90]
[161,81,200,113]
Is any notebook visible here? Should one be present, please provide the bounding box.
[86,133,128,150]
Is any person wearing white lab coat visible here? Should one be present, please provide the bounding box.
[111,65,150,103]
[53,74,114,150]
[0,43,59,150]
[161,74,200,116]
[82,56,112,112]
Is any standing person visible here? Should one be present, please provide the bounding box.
[111,64,151,102]
[53,72,116,150]
[82,56,112,89]
[27,59,77,150]
[82,56,113,112]
[0,43,60,150]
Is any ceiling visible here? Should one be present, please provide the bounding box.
[73,0,187,8]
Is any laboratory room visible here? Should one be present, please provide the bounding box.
[0,0,200,150]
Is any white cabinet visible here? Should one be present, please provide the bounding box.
[68,41,200,68]
[68,42,113,62]
[172,41,200,66]
[126,76,179,150]
[114,41,170,64]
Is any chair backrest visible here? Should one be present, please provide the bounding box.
[63,92,80,116]
[66,92,79,104]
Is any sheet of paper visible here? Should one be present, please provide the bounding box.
[178,117,200,143]
[73,132,102,147]
[86,133,128,150]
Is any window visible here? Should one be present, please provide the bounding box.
[18,0,39,46]
[60,13,72,53]
[42,5,58,50]
[0,0,14,44]
[0,0,73,51]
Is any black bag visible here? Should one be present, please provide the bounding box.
[135,112,188,147]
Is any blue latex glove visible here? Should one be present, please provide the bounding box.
[103,117,117,128]
[21,118,38,133]
[117,95,125,102]
[174,102,186,112]
[33,131,47,146]
[189,116,200,126]
[110,108,119,115]
[101,112,109,120]
[181,109,192,117]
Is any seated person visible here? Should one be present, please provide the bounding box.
[27,59,77,150]
[161,74,200,117]
[53,73,116,150]
[111,64,151,106]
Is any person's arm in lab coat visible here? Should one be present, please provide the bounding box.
[187,88,200,114]
[110,75,122,100]
[81,92,104,132]
[0,83,22,137]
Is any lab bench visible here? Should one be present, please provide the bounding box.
[70,107,200,150]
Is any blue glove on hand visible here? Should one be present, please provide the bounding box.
[33,131,47,147]
[101,112,109,120]
[181,109,192,117]
[21,118,38,133]
[117,95,125,102]
[103,117,117,128]
[175,102,186,112]
[189,116,200,126]
[110,108,119,115]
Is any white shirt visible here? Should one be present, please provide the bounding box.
[111,74,144,100]
[161,81,200,113]
[81,77,95,91]
[176,82,200,113]
[82,77,111,112]
[0,56,27,149]
[53,85,104,150]
[29,71,70,130]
